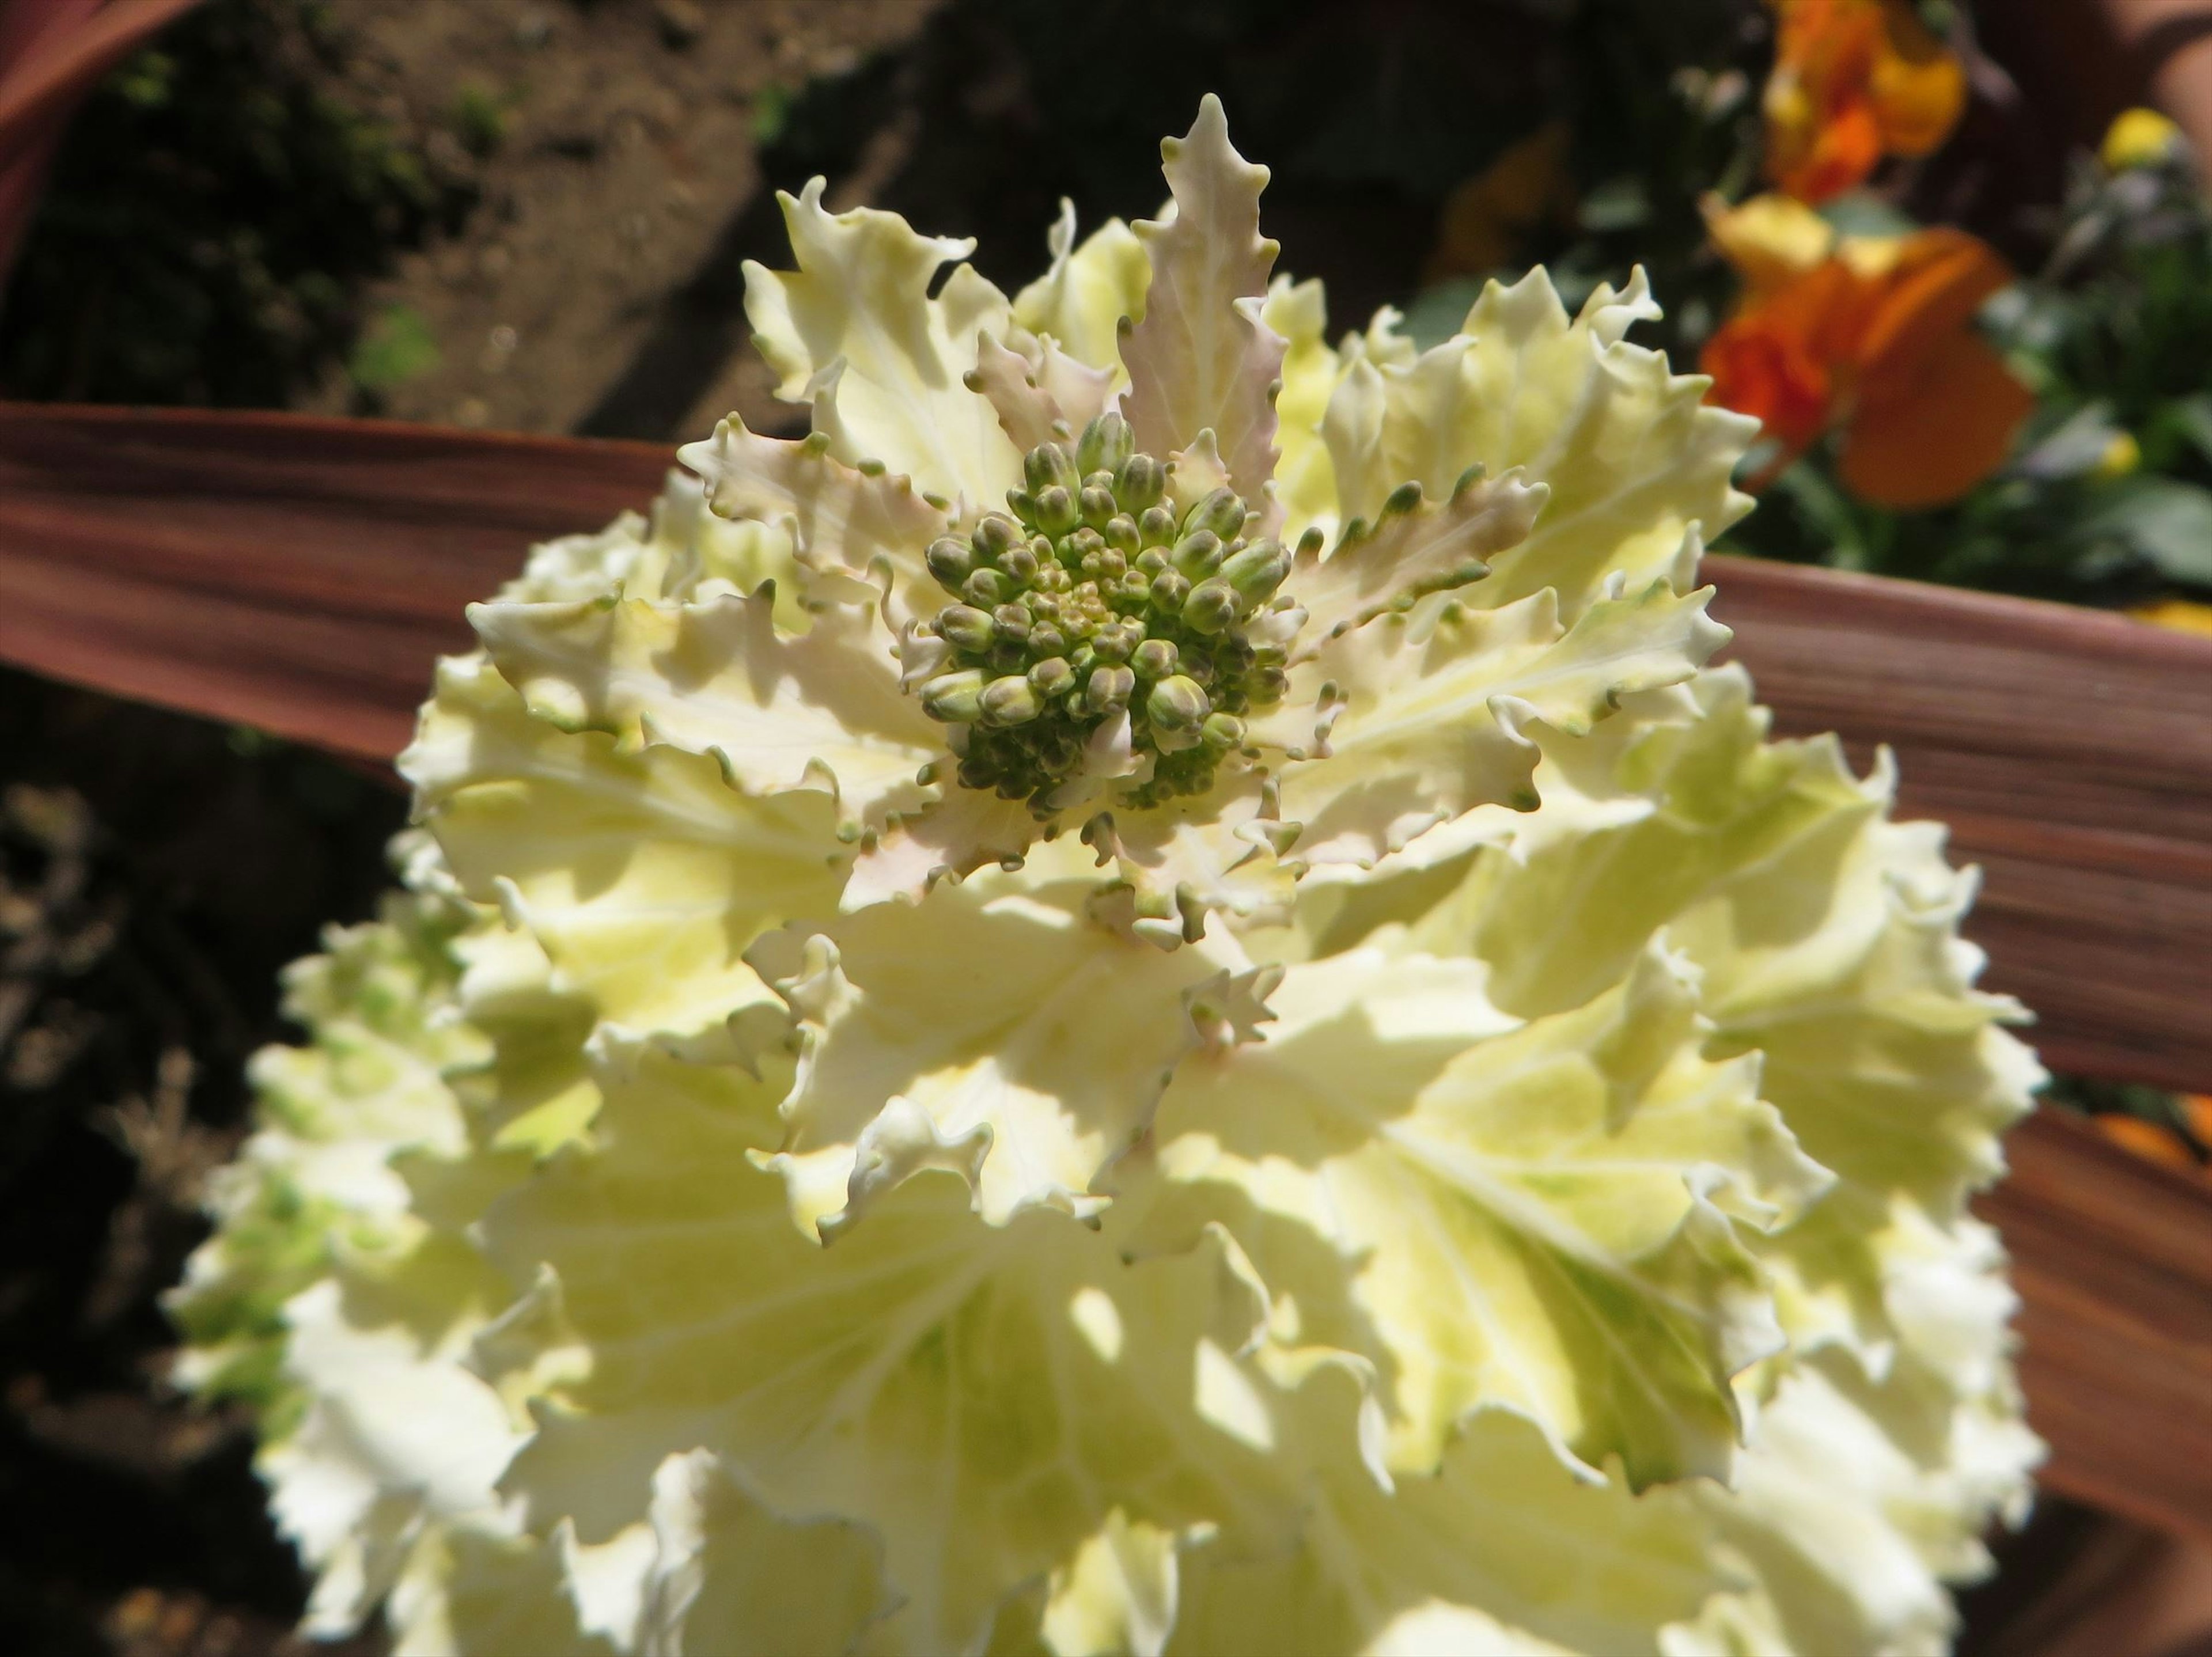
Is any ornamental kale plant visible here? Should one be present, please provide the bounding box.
[175,99,2040,1656]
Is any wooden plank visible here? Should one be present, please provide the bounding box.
[1987,1109,2212,1546]
[0,403,669,760]
[2,403,2209,1537]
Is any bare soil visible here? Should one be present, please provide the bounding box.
[299,0,935,439]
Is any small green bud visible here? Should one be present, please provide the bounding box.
[980,675,1044,727]
[1182,578,1238,634]
[1181,487,1247,541]
[1033,485,1080,536]
[1134,547,1168,575]
[1172,530,1224,579]
[1029,623,1066,658]
[1201,712,1247,749]
[1085,663,1135,715]
[1147,674,1211,732]
[922,669,987,723]
[1252,666,1289,704]
[975,515,1021,558]
[1137,503,1177,547]
[1130,638,1179,678]
[935,604,996,651]
[926,537,974,590]
[1025,442,1079,496]
[1115,453,1167,513]
[1078,412,1135,477]
[1080,484,1118,527]
[992,603,1033,643]
[1149,569,1191,610]
[1104,513,1141,556]
[964,568,1010,606]
[1092,625,1132,663]
[1001,541,1039,583]
[1028,655,1076,698]
[1219,539,1289,605]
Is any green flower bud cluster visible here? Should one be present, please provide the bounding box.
[916,414,1297,812]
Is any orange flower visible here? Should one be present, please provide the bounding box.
[1763,0,1966,203]
[2097,1098,2212,1181]
[1699,196,2033,507]
[2097,1113,2200,1173]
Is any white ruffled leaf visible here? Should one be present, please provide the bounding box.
[1448,667,2036,1219]
[1262,580,1729,870]
[744,177,1022,509]
[471,589,939,839]
[1291,469,1548,655]
[1169,1380,1734,1657]
[637,1450,895,1657]
[404,655,844,1042]
[483,1048,1303,1657]
[1264,276,1344,542]
[1320,270,1755,619]
[748,873,1265,1230]
[1155,943,1824,1488]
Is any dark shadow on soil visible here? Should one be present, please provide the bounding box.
[0,668,404,1655]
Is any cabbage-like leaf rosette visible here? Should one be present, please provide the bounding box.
[177,98,2041,1656]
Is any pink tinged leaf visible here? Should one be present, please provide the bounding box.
[1118,94,1287,505]
[675,415,945,617]
[967,332,1065,453]
[967,330,1118,457]
[1291,470,1550,661]
[840,786,1038,911]
[1029,338,1115,434]
[1165,430,1233,505]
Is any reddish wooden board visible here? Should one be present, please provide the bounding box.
[2,403,2209,1540]
[1982,1110,2212,1544]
